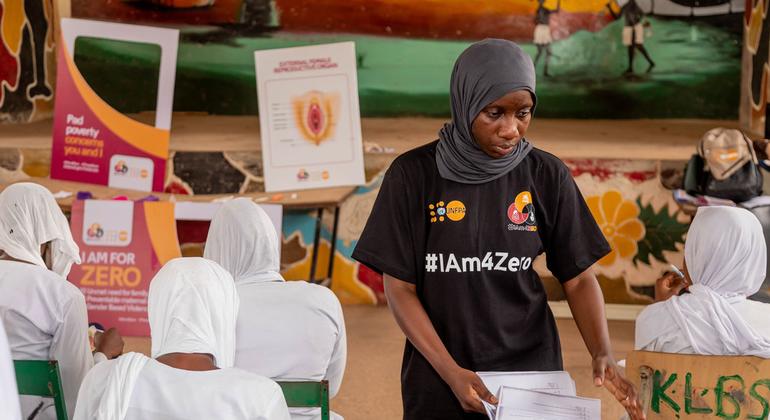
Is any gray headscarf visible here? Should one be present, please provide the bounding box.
[436,39,537,184]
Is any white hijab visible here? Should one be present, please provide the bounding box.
[0,320,21,420]
[204,198,284,284]
[94,258,240,420]
[636,206,770,357]
[0,183,80,277]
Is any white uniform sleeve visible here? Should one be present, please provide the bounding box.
[49,294,94,419]
[72,361,110,420]
[264,385,290,420]
[0,321,21,420]
[71,367,95,420]
[324,300,347,398]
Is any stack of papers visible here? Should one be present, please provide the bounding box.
[478,371,576,396]
[476,371,600,420]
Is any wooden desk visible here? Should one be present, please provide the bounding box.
[0,177,356,283]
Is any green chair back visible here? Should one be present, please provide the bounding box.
[13,360,67,420]
[277,380,330,420]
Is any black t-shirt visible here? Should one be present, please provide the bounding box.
[352,141,610,420]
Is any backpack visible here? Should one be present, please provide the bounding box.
[683,128,763,203]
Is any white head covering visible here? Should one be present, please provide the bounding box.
[149,257,240,365]
[636,206,770,357]
[0,183,80,277]
[204,198,284,284]
[93,258,240,420]
[0,321,21,420]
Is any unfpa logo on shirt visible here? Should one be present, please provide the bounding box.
[508,191,537,232]
[429,200,466,223]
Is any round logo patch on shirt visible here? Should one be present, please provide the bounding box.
[429,200,466,223]
[445,200,466,221]
[507,191,537,232]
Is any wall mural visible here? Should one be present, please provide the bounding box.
[573,161,690,303]
[0,0,56,123]
[62,0,744,119]
[3,0,743,304]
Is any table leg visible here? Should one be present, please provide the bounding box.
[327,206,340,287]
[309,208,323,283]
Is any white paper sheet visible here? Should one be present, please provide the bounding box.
[477,371,577,397]
[495,386,601,420]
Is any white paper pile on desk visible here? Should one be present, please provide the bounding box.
[477,371,600,420]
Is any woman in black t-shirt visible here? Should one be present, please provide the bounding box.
[352,39,644,420]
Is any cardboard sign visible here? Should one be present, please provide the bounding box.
[51,18,178,192]
[627,351,770,419]
[69,200,181,336]
[255,42,365,192]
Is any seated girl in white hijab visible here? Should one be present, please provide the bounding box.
[635,206,770,356]
[0,183,124,420]
[73,257,290,420]
[204,198,347,420]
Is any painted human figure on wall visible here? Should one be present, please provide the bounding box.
[606,0,655,75]
[0,0,53,123]
[533,0,560,77]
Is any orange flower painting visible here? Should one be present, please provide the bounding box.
[587,190,646,266]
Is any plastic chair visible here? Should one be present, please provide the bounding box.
[277,380,330,420]
[13,360,67,420]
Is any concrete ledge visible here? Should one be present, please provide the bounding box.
[549,301,646,321]
[0,115,738,160]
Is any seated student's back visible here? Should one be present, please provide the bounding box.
[74,258,289,420]
[0,183,124,420]
[0,262,89,418]
[636,206,770,356]
[205,199,347,420]
[233,281,345,384]
[75,357,286,420]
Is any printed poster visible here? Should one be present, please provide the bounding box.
[255,42,365,192]
[69,200,182,336]
[51,18,179,192]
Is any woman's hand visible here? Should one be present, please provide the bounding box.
[593,355,646,420]
[654,272,687,302]
[442,366,497,414]
[564,269,643,418]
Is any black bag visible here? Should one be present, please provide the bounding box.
[683,132,763,203]
[704,160,763,202]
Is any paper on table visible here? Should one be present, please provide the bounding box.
[495,386,601,420]
[477,371,577,397]
[51,190,73,199]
